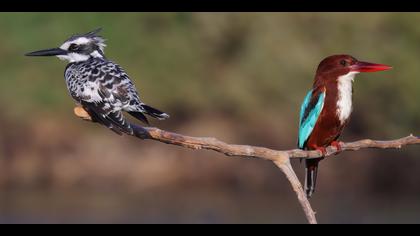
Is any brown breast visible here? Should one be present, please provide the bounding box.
[305,82,346,149]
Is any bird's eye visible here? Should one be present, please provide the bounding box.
[340,60,348,66]
[68,43,79,51]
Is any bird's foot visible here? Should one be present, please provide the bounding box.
[308,144,328,156]
[314,146,327,156]
[330,141,344,156]
[74,106,92,121]
[331,141,343,153]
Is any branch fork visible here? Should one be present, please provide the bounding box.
[74,106,420,224]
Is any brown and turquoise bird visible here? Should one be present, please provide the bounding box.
[298,55,391,198]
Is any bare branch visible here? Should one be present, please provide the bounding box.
[287,135,420,159]
[131,125,418,224]
[133,125,287,161]
[136,126,420,160]
[74,108,419,224]
[274,158,317,224]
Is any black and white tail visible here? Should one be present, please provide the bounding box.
[141,104,170,120]
[128,104,170,125]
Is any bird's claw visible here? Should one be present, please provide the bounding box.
[331,141,343,152]
[315,146,327,156]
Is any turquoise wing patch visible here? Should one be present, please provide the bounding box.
[298,89,325,149]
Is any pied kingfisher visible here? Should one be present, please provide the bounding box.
[26,28,169,135]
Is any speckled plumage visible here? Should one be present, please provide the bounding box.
[65,57,150,134]
[26,28,169,135]
[65,58,144,112]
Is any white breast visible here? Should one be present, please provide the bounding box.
[336,71,358,124]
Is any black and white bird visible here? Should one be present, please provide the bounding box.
[26,28,169,135]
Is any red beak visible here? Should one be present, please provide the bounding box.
[350,61,392,73]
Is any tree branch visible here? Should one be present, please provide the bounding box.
[274,159,317,224]
[73,107,420,224]
[287,135,420,159]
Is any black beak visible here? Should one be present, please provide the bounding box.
[25,48,67,57]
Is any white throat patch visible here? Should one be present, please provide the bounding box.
[57,53,90,63]
[336,71,358,124]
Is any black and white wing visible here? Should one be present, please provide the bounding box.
[66,59,142,135]
[66,59,169,134]
[80,100,132,135]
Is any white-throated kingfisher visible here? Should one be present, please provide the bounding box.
[298,55,392,198]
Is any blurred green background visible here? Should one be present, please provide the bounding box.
[0,12,419,223]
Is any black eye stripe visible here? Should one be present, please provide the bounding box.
[67,42,96,53]
[68,43,80,51]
